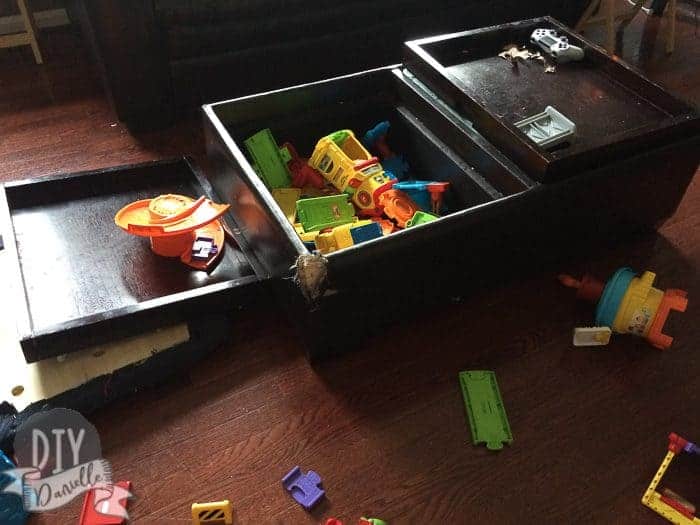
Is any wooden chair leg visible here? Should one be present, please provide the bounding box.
[620,0,647,24]
[605,0,616,53]
[16,0,43,64]
[576,0,602,31]
[665,0,677,53]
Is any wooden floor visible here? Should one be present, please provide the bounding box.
[1,6,699,525]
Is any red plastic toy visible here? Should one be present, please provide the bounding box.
[427,182,449,215]
[284,143,326,189]
[79,481,132,525]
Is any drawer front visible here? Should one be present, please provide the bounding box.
[1,158,270,362]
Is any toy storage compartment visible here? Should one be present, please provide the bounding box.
[0,159,268,363]
[405,17,700,181]
[203,58,698,359]
[203,65,535,277]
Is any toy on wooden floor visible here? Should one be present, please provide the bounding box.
[314,220,382,254]
[559,267,688,349]
[79,481,132,525]
[0,450,27,525]
[297,195,356,232]
[642,433,699,525]
[272,188,302,223]
[244,128,292,189]
[283,142,326,189]
[362,121,409,180]
[458,371,513,451]
[309,130,396,215]
[324,518,387,525]
[191,499,233,525]
[114,194,230,271]
[572,326,612,347]
[282,466,325,510]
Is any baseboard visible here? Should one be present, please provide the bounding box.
[0,8,70,36]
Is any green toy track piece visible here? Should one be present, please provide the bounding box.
[459,370,513,451]
[406,211,438,227]
[296,194,356,232]
[244,128,292,189]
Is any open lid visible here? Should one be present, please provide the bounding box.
[404,17,700,182]
[0,158,271,363]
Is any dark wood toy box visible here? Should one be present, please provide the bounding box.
[203,17,699,357]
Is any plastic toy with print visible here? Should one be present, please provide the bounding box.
[641,433,699,525]
[314,220,383,254]
[309,130,396,215]
[559,267,688,349]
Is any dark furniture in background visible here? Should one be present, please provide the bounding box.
[70,0,590,129]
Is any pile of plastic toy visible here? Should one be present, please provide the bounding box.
[244,121,451,255]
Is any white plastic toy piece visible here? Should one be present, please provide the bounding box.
[573,327,612,347]
[530,28,584,63]
[514,106,576,148]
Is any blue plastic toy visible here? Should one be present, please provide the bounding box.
[361,121,390,150]
[282,466,325,510]
[0,451,27,525]
[393,180,450,215]
[349,222,383,244]
[362,121,410,180]
[393,181,432,211]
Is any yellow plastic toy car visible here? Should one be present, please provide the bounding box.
[309,130,395,215]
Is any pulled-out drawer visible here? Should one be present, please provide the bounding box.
[0,159,270,362]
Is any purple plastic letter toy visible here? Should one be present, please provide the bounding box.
[281,466,325,510]
[191,236,217,261]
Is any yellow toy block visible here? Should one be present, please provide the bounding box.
[191,500,233,525]
[271,188,302,223]
[294,223,319,244]
[315,220,372,254]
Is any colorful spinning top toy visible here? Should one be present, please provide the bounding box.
[115,194,230,270]
[559,267,688,349]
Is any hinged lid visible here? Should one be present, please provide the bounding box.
[404,17,700,181]
[0,158,270,363]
